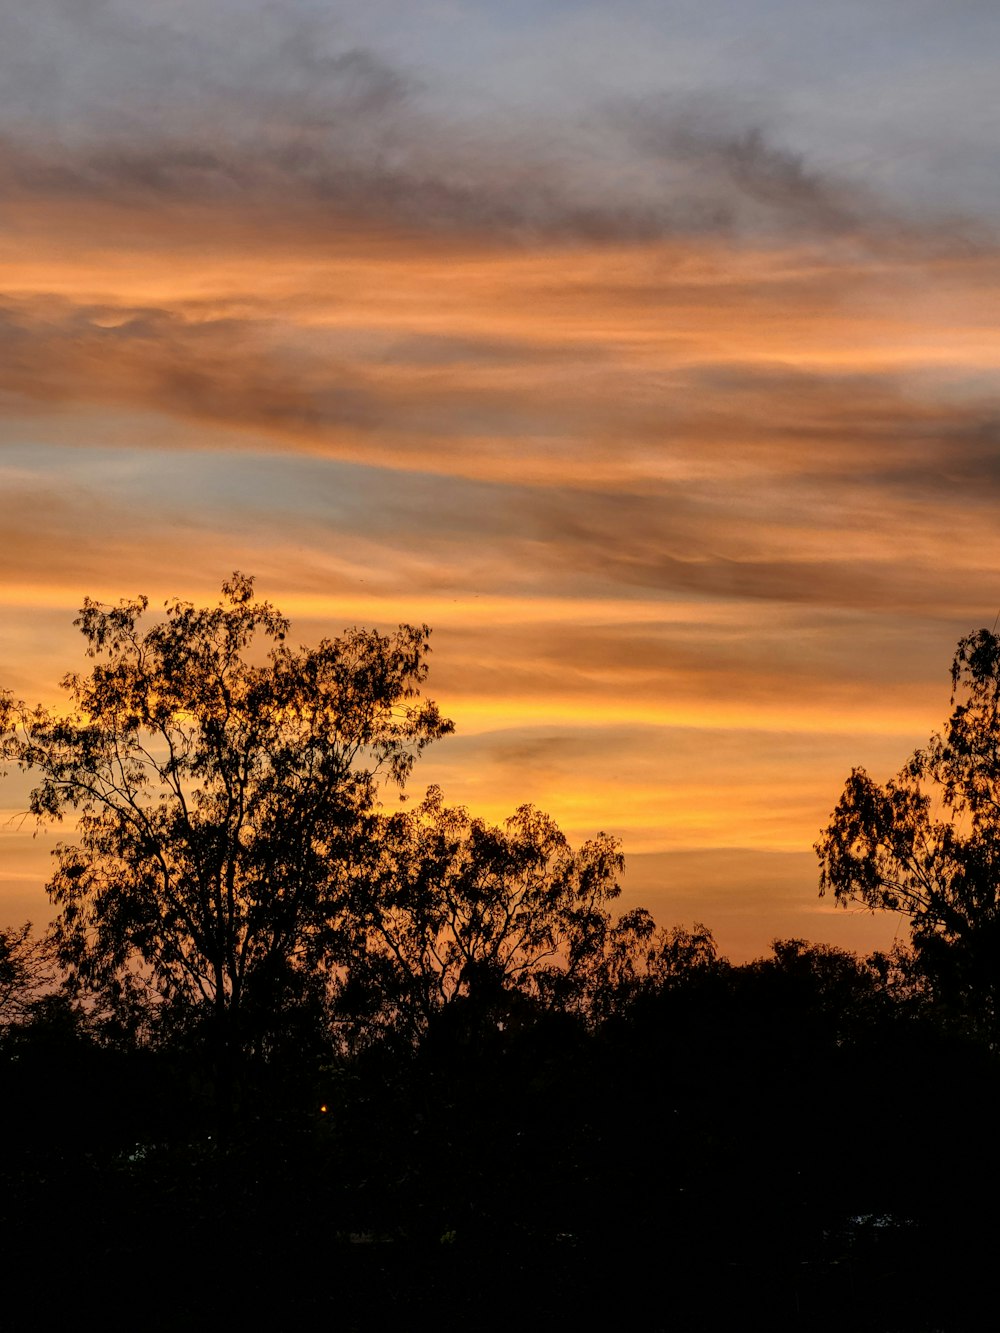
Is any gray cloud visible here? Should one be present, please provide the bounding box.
[606,101,866,238]
[0,4,985,249]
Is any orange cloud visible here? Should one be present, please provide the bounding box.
[3,104,999,961]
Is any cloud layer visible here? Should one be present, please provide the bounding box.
[1,1,997,958]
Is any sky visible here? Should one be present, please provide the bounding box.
[2,0,999,959]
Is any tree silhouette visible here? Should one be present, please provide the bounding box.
[0,574,452,1075]
[336,785,625,1041]
[0,923,56,1029]
[816,628,1000,1038]
[577,912,719,1019]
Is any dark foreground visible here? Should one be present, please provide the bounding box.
[4,952,996,1332]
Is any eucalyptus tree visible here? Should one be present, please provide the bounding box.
[337,785,626,1041]
[0,574,452,1065]
[817,628,1000,1038]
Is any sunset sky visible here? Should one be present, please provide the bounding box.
[2,1,999,958]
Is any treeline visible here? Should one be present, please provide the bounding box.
[4,577,1000,1329]
[1,925,996,1331]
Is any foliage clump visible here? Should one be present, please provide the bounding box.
[817,627,1000,1040]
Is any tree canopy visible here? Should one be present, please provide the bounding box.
[816,628,1000,1036]
[0,573,452,1051]
[0,922,55,1029]
[337,785,626,1039]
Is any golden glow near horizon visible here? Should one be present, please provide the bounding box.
[2,1,998,961]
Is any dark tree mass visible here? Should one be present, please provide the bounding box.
[1,576,451,1057]
[3,581,1000,1330]
[817,628,1000,1044]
